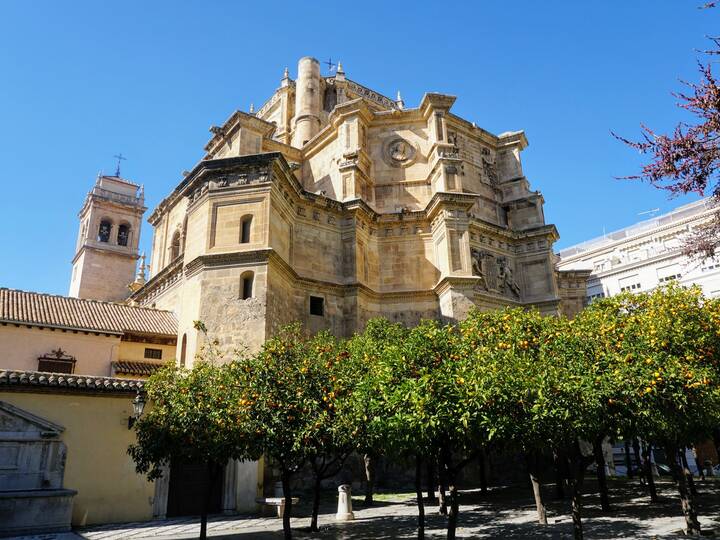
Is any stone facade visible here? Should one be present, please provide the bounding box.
[130,57,587,360]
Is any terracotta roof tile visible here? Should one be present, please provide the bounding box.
[0,288,177,336]
[0,369,145,394]
[112,360,167,376]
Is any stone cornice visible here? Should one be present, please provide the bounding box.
[425,191,478,221]
[184,249,273,278]
[148,153,283,225]
[419,93,457,117]
[204,110,276,154]
[71,244,138,265]
[129,255,183,302]
[498,130,529,151]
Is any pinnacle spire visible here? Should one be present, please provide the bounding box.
[395,91,405,110]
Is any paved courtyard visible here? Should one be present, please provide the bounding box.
[10,479,720,539]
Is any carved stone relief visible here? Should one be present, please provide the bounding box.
[383,137,417,168]
[471,249,521,299]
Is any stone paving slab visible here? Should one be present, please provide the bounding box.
[8,479,720,540]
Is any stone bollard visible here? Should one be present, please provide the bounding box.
[336,484,355,521]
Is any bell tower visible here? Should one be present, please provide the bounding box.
[69,173,146,302]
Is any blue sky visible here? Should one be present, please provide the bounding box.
[0,1,716,295]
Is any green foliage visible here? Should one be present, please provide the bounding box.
[238,324,352,472]
[128,360,254,481]
[585,284,720,447]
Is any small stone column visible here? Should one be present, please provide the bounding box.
[336,484,355,521]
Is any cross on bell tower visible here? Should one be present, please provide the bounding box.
[113,153,127,177]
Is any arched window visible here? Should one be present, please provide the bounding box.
[170,230,182,260]
[241,271,254,300]
[98,220,112,243]
[179,334,187,368]
[240,216,252,244]
[117,224,130,246]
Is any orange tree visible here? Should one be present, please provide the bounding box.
[461,307,616,540]
[236,324,353,539]
[128,359,255,540]
[343,318,408,505]
[589,285,720,536]
[368,319,481,540]
[459,308,556,525]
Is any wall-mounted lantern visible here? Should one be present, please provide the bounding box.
[128,390,146,429]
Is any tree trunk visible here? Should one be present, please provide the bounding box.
[624,440,634,479]
[593,438,611,511]
[632,438,642,481]
[426,455,437,502]
[526,451,547,524]
[199,462,211,540]
[363,453,375,505]
[415,455,425,540]
[569,445,586,540]
[680,450,698,496]
[666,443,701,535]
[438,462,448,515]
[553,449,566,500]
[310,472,322,532]
[281,470,293,540]
[446,471,460,540]
[478,448,488,495]
[641,442,659,502]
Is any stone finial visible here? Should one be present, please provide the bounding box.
[128,252,147,292]
[281,66,290,87]
[335,61,345,81]
[249,103,255,114]
[395,91,405,110]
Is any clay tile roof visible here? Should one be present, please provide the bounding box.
[0,288,177,337]
[0,369,145,394]
[112,360,167,377]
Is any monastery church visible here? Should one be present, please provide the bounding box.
[0,57,589,532]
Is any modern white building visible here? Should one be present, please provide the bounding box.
[557,199,720,302]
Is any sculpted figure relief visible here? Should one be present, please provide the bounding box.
[470,249,487,290]
[497,257,521,299]
[390,140,408,161]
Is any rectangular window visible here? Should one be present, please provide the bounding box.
[620,283,641,292]
[144,348,163,360]
[310,296,324,316]
[242,275,253,300]
[38,358,74,374]
[241,217,252,244]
